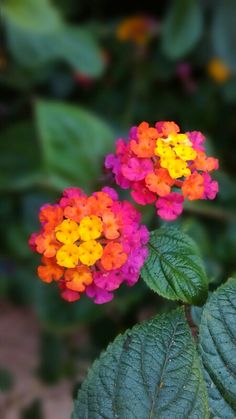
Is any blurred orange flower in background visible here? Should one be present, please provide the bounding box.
[116,15,159,45]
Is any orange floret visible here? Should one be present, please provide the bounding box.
[65,266,93,292]
[38,256,64,283]
[63,197,90,223]
[87,192,113,217]
[102,211,120,239]
[158,121,180,137]
[39,205,63,231]
[130,122,157,158]
[182,172,204,200]
[138,123,157,142]
[145,168,174,196]
[130,138,156,158]
[101,242,127,271]
[35,232,59,257]
[194,151,219,172]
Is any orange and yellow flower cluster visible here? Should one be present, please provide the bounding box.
[105,121,219,220]
[29,187,149,303]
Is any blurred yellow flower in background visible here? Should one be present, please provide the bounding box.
[207,58,231,83]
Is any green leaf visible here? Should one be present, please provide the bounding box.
[72,308,208,418]
[199,278,236,418]
[2,0,62,32]
[141,227,208,305]
[4,24,58,68]
[55,27,105,77]
[4,24,104,76]
[35,100,114,190]
[162,0,203,59]
[211,0,236,71]
[2,0,104,76]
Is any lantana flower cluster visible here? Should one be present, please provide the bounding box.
[29,187,149,304]
[105,121,219,220]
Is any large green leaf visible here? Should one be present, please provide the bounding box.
[162,0,203,59]
[55,27,104,77]
[4,24,104,76]
[141,227,208,305]
[2,0,62,32]
[4,24,58,68]
[2,0,104,76]
[211,0,236,71]
[72,307,208,418]
[199,278,236,418]
[35,100,114,190]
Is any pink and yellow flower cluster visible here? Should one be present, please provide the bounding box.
[29,187,149,304]
[105,121,219,220]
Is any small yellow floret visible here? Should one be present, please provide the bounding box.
[78,240,103,266]
[174,145,197,161]
[55,219,80,244]
[161,133,191,146]
[166,158,191,179]
[155,139,175,159]
[78,215,103,241]
[159,157,170,169]
[56,244,80,268]
[174,133,191,146]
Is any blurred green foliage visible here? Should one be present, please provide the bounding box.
[1,0,236,393]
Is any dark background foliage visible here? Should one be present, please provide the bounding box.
[0,0,236,417]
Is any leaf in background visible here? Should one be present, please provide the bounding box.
[4,24,105,76]
[211,0,236,71]
[162,0,203,59]
[4,24,59,68]
[141,227,208,305]
[35,100,114,191]
[2,0,104,76]
[199,278,236,418]
[72,308,208,418]
[1,0,62,32]
[55,27,104,77]
[0,121,41,191]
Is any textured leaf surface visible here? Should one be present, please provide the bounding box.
[162,0,203,59]
[212,0,236,71]
[141,227,208,305]
[35,100,114,190]
[199,278,236,418]
[72,308,208,418]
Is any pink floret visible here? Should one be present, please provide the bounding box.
[202,173,219,200]
[156,192,184,221]
[86,283,114,304]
